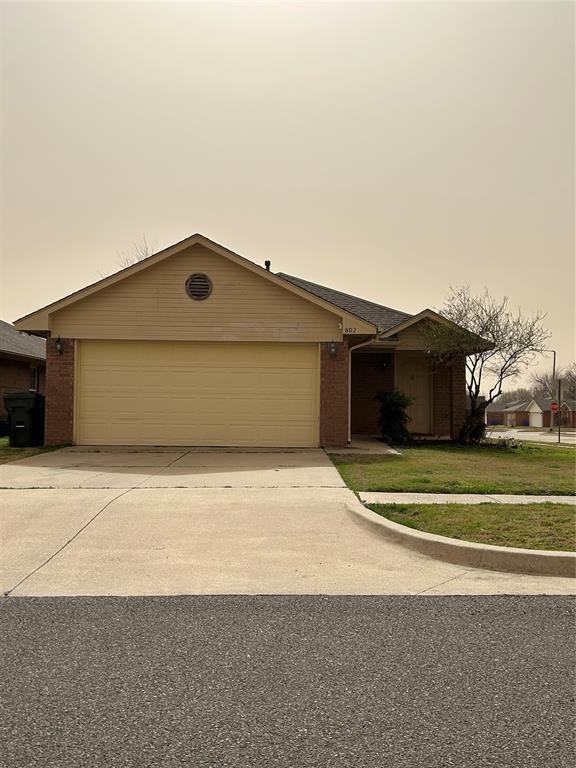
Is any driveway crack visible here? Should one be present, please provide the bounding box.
[416,567,479,595]
[3,449,192,597]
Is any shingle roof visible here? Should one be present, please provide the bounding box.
[277,273,412,332]
[486,395,576,413]
[0,320,46,361]
[485,399,529,412]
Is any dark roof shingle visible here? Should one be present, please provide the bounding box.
[277,273,412,332]
[0,320,46,361]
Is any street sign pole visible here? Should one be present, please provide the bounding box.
[557,379,562,444]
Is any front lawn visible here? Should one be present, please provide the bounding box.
[370,502,576,551]
[0,436,58,465]
[332,443,576,496]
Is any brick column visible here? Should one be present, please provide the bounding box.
[45,338,75,445]
[319,341,349,447]
[432,362,452,437]
[450,354,467,440]
[433,356,467,440]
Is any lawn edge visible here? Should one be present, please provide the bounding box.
[346,498,576,578]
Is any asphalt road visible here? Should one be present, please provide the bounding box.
[1,596,574,768]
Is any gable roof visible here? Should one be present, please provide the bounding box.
[277,273,412,332]
[487,395,576,413]
[15,234,377,335]
[0,320,46,361]
[485,399,529,413]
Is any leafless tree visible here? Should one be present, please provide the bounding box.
[425,286,549,443]
[98,236,157,279]
[116,235,157,269]
[531,362,576,400]
[493,387,533,406]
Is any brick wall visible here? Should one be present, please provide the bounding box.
[431,356,467,438]
[351,352,394,435]
[432,362,451,436]
[319,341,349,447]
[0,359,45,420]
[450,354,467,439]
[45,338,75,445]
[1,360,32,420]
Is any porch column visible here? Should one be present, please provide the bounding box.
[45,337,75,445]
[319,341,349,447]
[433,355,467,439]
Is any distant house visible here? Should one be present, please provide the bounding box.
[486,395,576,428]
[0,320,46,431]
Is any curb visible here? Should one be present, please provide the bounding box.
[347,499,576,578]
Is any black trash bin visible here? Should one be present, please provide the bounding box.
[3,392,45,447]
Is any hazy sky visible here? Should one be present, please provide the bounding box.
[1,1,574,383]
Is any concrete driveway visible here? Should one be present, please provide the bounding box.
[1,447,574,596]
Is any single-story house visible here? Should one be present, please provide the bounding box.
[0,320,46,433]
[486,395,576,428]
[14,234,468,447]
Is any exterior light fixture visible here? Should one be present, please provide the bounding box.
[55,336,64,355]
[329,341,337,359]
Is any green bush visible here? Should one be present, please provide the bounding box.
[376,390,413,445]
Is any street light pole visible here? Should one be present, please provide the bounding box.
[545,349,557,432]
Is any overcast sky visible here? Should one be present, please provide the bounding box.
[1,1,574,382]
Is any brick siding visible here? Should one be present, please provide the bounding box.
[0,359,45,421]
[450,354,467,439]
[45,338,75,445]
[319,341,349,447]
[350,352,394,435]
[432,362,452,436]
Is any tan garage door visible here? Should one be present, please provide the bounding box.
[76,341,319,447]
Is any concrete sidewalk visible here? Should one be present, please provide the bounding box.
[359,492,576,505]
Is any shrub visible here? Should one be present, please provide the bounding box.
[376,390,413,445]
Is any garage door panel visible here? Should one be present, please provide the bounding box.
[77,341,319,446]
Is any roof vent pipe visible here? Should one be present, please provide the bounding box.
[265,260,271,271]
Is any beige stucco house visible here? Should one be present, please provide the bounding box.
[14,234,466,447]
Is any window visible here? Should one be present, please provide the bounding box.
[29,367,39,391]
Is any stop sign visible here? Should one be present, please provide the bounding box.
[550,401,559,412]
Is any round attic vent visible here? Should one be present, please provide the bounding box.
[185,273,213,301]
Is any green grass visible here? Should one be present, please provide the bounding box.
[332,443,576,496]
[0,436,59,465]
[370,502,576,551]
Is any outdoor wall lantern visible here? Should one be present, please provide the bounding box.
[329,341,337,359]
[55,336,64,355]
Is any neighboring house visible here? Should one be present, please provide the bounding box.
[486,399,530,427]
[15,234,470,447]
[486,395,576,428]
[0,319,46,430]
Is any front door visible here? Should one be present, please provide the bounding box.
[394,352,432,434]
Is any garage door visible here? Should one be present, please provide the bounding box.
[76,341,319,447]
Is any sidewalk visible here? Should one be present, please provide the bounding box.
[359,492,576,505]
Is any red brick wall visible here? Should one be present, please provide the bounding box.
[319,341,349,447]
[431,356,467,438]
[0,359,45,420]
[45,338,75,445]
[351,353,394,435]
[543,410,576,427]
[1,360,32,420]
[450,355,467,439]
[432,362,451,436]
